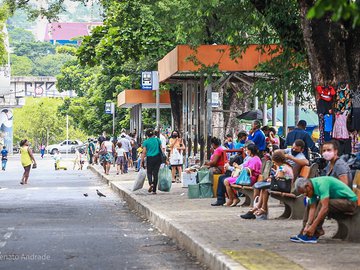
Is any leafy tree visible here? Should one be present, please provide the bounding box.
[33,53,75,76]
[12,41,56,61]
[13,97,88,149]
[8,27,35,44]
[10,54,34,76]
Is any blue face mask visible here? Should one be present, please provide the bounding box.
[240,140,246,144]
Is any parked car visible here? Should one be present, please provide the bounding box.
[46,140,84,154]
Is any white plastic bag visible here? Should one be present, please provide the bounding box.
[132,168,147,191]
[170,148,182,165]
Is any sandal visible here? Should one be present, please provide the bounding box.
[148,184,154,193]
[230,198,240,207]
[255,208,267,216]
[224,201,233,207]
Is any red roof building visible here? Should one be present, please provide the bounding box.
[44,22,103,45]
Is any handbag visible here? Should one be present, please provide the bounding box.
[158,139,167,164]
[98,145,107,156]
[32,163,37,169]
[235,167,251,185]
[270,176,292,193]
[170,148,182,165]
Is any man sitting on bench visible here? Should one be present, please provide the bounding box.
[290,176,358,244]
[284,139,309,179]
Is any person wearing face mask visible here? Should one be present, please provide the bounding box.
[322,140,352,187]
[234,131,248,149]
[284,139,309,179]
[169,130,185,183]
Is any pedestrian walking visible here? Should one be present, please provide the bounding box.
[87,138,95,165]
[73,149,83,170]
[1,145,8,171]
[40,144,45,158]
[119,133,132,173]
[169,130,185,183]
[141,129,163,194]
[100,136,114,175]
[19,139,36,185]
[115,142,127,175]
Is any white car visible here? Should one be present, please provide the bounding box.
[47,140,84,154]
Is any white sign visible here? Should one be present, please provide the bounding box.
[211,92,220,107]
[141,71,159,90]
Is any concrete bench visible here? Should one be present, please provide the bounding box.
[331,208,360,242]
[268,163,319,220]
[268,191,305,219]
[230,160,273,207]
[231,184,253,206]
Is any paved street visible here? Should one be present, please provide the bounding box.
[0,156,206,270]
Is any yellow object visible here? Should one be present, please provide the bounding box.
[20,146,32,167]
[213,174,221,198]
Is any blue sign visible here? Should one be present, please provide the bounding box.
[141,71,152,90]
[105,102,112,114]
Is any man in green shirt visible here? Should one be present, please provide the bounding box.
[290,176,358,243]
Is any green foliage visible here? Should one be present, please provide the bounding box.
[12,41,56,61]
[10,54,33,76]
[13,97,89,148]
[307,0,360,28]
[8,27,35,44]
[33,53,75,76]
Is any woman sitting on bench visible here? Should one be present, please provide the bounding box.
[241,150,293,219]
[223,144,262,207]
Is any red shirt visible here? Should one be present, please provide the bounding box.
[316,85,335,101]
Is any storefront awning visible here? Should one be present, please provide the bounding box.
[117,89,171,108]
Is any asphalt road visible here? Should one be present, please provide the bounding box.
[0,156,206,270]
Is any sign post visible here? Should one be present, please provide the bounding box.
[105,102,115,137]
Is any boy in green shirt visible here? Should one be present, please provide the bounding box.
[291,176,357,243]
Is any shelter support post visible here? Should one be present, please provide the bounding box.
[206,78,213,160]
[262,102,268,126]
[199,78,206,164]
[294,95,300,126]
[283,90,288,137]
[272,94,277,127]
[254,96,259,110]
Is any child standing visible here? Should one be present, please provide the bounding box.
[116,142,127,175]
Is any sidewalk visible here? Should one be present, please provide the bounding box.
[89,165,360,270]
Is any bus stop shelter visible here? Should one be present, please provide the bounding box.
[157,44,280,165]
[117,89,171,142]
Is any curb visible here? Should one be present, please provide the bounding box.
[89,166,246,270]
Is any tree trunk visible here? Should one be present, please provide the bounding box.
[298,0,360,89]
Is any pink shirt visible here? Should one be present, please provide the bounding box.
[210,147,225,167]
[243,156,262,185]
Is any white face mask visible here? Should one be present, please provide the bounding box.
[322,151,335,161]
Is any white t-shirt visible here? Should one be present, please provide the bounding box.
[104,141,113,153]
[116,147,126,157]
[119,137,131,152]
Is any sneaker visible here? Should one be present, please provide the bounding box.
[256,213,268,220]
[240,212,256,219]
[289,235,302,243]
[297,234,318,244]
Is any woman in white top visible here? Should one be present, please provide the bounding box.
[100,137,115,175]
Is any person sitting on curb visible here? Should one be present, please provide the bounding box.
[211,141,253,206]
[290,176,358,244]
[284,139,309,179]
[322,140,352,187]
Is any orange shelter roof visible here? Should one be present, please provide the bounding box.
[158,44,279,82]
[117,89,171,108]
